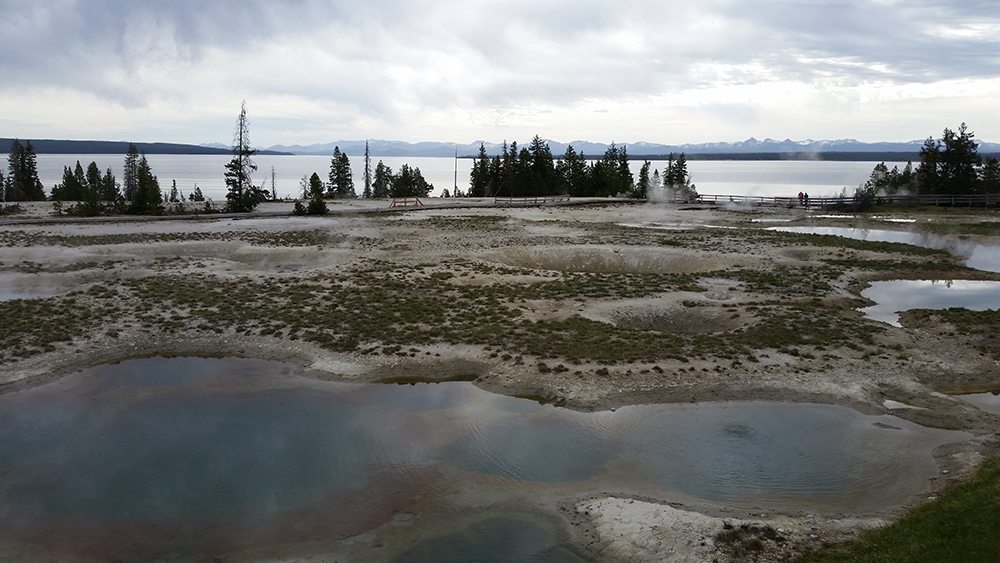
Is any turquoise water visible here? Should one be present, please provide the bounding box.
[0,357,965,560]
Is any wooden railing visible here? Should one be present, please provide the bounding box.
[691,193,1000,209]
[389,197,424,208]
[493,195,572,207]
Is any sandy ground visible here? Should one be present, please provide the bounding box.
[1,199,999,561]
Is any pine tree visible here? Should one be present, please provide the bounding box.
[4,140,45,201]
[130,155,163,214]
[916,137,941,194]
[189,184,205,202]
[362,140,372,199]
[939,123,980,194]
[169,180,179,202]
[556,145,588,196]
[469,142,490,197]
[390,164,433,197]
[51,166,79,201]
[23,141,44,200]
[527,135,556,196]
[101,168,119,202]
[980,158,1000,194]
[372,160,392,198]
[327,147,355,198]
[635,160,651,199]
[85,161,102,197]
[306,172,328,214]
[123,143,140,202]
[224,101,266,212]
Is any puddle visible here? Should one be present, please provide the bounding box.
[954,391,1000,415]
[942,385,1000,415]
[0,357,967,560]
[859,280,1000,326]
[617,222,697,231]
[750,217,795,223]
[0,290,52,301]
[769,226,1000,273]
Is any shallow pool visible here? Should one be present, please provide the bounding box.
[0,357,966,560]
[859,280,1000,326]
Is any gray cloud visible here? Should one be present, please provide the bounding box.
[1,0,997,143]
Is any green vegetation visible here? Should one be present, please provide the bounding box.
[799,457,1000,563]
[903,308,1000,359]
[0,291,117,360]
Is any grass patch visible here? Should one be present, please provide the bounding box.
[799,456,1000,563]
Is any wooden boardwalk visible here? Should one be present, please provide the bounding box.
[691,193,1000,209]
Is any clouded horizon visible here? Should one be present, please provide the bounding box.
[2,0,998,147]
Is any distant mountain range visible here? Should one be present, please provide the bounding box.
[0,138,290,156]
[6,137,998,160]
[260,137,1000,159]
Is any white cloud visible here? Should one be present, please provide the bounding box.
[0,0,998,145]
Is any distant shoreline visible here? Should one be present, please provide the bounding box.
[459,151,926,162]
[0,138,291,156]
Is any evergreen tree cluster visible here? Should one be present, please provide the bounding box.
[467,135,694,200]
[363,159,433,198]
[46,142,171,216]
[864,123,1000,196]
[50,159,119,213]
[294,172,328,215]
[327,147,356,198]
[3,139,45,201]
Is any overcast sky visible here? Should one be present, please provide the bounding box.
[2,0,998,147]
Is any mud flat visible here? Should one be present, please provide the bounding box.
[0,201,998,561]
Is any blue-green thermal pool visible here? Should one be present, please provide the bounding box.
[0,357,966,560]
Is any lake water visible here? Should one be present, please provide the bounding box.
[34,155,897,201]
[0,357,964,561]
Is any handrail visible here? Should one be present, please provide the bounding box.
[690,193,1000,208]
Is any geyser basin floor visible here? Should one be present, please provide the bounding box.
[0,357,967,561]
[769,225,1000,273]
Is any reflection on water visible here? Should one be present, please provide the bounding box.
[0,357,967,560]
[393,518,585,563]
[769,225,1000,273]
[859,280,1000,326]
[954,391,1000,415]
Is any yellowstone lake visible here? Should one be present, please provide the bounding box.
[35,155,904,201]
